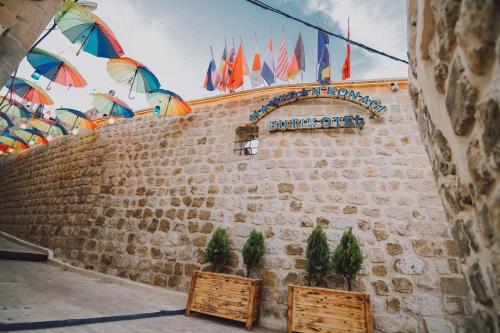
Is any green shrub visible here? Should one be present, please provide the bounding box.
[204,227,230,273]
[306,225,331,286]
[331,228,363,291]
[242,229,265,278]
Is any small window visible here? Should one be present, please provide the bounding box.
[234,125,259,156]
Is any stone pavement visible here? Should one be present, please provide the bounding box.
[0,260,277,332]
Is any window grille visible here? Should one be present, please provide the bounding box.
[234,125,259,156]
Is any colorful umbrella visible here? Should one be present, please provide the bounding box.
[10,127,48,145]
[28,118,68,140]
[0,143,8,155]
[27,48,87,89]
[0,130,29,150]
[56,108,96,134]
[4,77,53,105]
[0,97,32,120]
[0,113,14,128]
[91,93,134,122]
[55,1,124,59]
[106,57,160,98]
[147,89,192,117]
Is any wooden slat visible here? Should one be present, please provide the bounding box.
[293,312,366,331]
[191,303,247,322]
[193,289,249,303]
[293,323,366,333]
[293,294,364,310]
[192,294,248,312]
[194,279,251,294]
[287,286,294,333]
[293,304,365,321]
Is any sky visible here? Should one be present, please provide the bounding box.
[4,0,408,113]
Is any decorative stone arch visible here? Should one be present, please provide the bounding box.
[249,86,387,124]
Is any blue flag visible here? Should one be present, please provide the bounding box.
[203,59,217,91]
[317,30,331,84]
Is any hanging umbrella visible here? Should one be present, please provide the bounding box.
[28,118,68,140]
[0,113,14,128]
[0,143,8,155]
[55,1,124,59]
[147,89,192,117]
[4,77,53,105]
[91,93,134,123]
[56,108,96,134]
[0,97,32,120]
[0,130,29,150]
[27,48,87,90]
[106,57,160,98]
[10,127,48,145]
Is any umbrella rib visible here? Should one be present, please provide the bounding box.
[128,68,139,99]
[163,96,172,118]
[77,23,97,56]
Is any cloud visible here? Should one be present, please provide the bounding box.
[298,0,408,79]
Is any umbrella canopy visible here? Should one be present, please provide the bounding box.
[0,97,32,120]
[10,127,48,145]
[0,113,14,128]
[107,57,160,98]
[28,118,68,136]
[56,108,96,131]
[0,130,29,150]
[4,77,54,105]
[55,1,124,59]
[147,89,192,117]
[27,48,87,89]
[0,143,8,155]
[91,93,134,118]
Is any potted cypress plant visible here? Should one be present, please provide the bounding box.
[242,229,265,278]
[331,227,363,291]
[287,226,373,333]
[186,227,263,331]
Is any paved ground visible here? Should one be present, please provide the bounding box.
[0,259,277,332]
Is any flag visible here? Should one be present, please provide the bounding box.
[216,45,227,92]
[342,20,351,81]
[287,54,299,80]
[295,31,305,71]
[318,46,331,84]
[288,32,304,80]
[203,59,217,91]
[242,45,249,76]
[261,37,275,85]
[226,47,236,90]
[276,34,289,81]
[229,43,245,91]
[250,52,262,87]
[317,30,331,84]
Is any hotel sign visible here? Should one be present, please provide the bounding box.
[249,86,387,122]
[268,115,365,131]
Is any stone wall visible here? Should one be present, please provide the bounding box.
[408,0,500,332]
[0,0,62,85]
[0,81,468,332]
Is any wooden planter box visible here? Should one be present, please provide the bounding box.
[287,285,373,333]
[185,270,262,330]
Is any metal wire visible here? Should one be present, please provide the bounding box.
[243,0,409,65]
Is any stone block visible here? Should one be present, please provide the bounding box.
[394,257,426,274]
[393,277,413,293]
[440,277,468,296]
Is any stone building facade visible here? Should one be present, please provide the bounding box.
[0,80,473,332]
[0,0,61,86]
[408,0,500,331]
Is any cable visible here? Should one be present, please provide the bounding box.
[243,0,409,65]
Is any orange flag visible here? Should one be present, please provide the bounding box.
[342,19,351,81]
[287,54,299,80]
[229,43,244,91]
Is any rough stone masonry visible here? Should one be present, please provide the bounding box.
[0,80,472,332]
[408,0,500,332]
